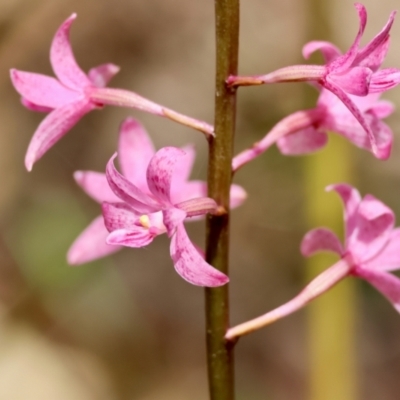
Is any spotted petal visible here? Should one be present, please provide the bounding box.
[25,97,94,171]
[50,14,91,89]
[146,147,186,204]
[170,224,229,287]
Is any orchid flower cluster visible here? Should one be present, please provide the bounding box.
[10,2,400,342]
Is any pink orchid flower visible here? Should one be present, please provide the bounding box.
[228,3,399,155]
[226,184,400,340]
[232,87,394,171]
[10,14,213,171]
[68,117,246,287]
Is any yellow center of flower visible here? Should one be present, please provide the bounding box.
[139,215,150,229]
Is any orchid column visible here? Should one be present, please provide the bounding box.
[205,0,239,399]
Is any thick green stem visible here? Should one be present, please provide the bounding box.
[205,1,239,399]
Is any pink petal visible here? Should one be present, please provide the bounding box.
[301,227,344,257]
[105,154,160,214]
[117,117,155,191]
[162,207,186,237]
[323,80,377,155]
[354,267,400,313]
[328,66,372,96]
[10,69,79,108]
[276,127,328,155]
[50,14,91,90]
[328,3,367,73]
[326,184,361,241]
[349,194,394,262]
[67,216,121,265]
[88,63,120,88]
[102,202,141,232]
[371,99,395,118]
[171,180,206,204]
[146,147,186,203]
[354,10,396,70]
[170,224,229,287]
[25,98,94,171]
[21,98,53,113]
[369,68,400,93]
[363,228,400,271]
[74,171,118,203]
[230,184,247,209]
[302,41,341,63]
[171,144,196,188]
[106,227,156,248]
[323,104,393,160]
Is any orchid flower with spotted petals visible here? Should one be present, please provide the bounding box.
[228,3,399,155]
[68,117,246,285]
[10,14,213,171]
[103,146,230,287]
[232,87,394,171]
[226,184,400,340]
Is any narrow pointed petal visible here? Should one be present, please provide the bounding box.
[369,68,400,93]
[88,63,120,88]
[74,171,117,203]
[327,184,361,241]
[50,14,91,89]
[162,207,186,237]
[102,202,141,232]
[25,98,94,171]
[106,154,160,213]
[117,117,155,190]
[302,41,341,63]
[354,11,396,69]
[276,127,328,155]
[106,228,155,248]
[363,228,400,271]
[10,69,79,108]
[354,267,400,313]
[301,227,344,257]
[328,66,372,96]
[147,147,186,203]
[356,37,390,72]
[67,216,121,265]
[170,224,229,287]
[349,194,394,262]
[329,3,367,73]
[323,80,377,155]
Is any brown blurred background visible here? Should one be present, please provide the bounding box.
[1,0,400,399]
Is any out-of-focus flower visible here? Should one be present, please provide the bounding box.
[228,3,399,156]
[232,87,394,171]
[11,14,213,171]
[226,184,400,340]
[68,117,246,287]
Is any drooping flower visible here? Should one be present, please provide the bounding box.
[226,184,400,340]
[68,117,246,286]
[232,87,394,171]
[10,14,213,171]
[228,3,399,155]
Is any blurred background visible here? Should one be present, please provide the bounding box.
[1,0,400,398]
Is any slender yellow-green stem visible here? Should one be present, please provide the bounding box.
[304,3,357,399]
[205,1,239,399]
